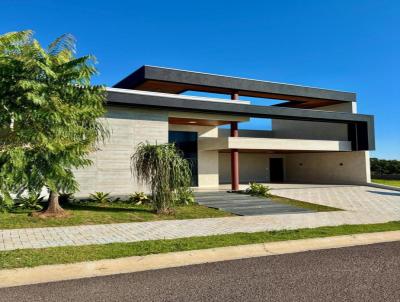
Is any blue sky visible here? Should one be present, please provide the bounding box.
[2,0,399,159]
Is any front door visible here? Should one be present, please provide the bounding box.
[168,131,198,186]
[269,158,284,183]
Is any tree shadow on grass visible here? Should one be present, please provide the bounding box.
[62,203,156,214]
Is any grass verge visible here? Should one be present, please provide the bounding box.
[1,221,400,270]
[372,179,400,188]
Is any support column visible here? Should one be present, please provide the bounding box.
[230,92,239,191]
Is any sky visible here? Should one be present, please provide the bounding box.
[1,0,399,159]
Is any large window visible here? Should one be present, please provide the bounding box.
[168,131,198,186]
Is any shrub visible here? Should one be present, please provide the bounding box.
[0,195,13,213]
[131,143,192,214]
[246,183,271,197]
[59,193,74,205]
[175,187,195,206]
[15,192,44,211]
[89,192,111,203]
[128,192,151,205]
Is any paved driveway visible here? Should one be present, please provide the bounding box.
[269,183,400,215]
[1,184,399,251]
[194,191,313,216]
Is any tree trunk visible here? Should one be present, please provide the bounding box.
[36,190,68,218]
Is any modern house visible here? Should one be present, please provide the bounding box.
[74,66,375,196]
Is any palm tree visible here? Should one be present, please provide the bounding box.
[131,142,192,214]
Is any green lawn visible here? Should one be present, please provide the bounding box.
[270,195,340,212]
[0,201,233,230]
[0,194,338,230]
[1,221,400,270]
[372,179,400,188]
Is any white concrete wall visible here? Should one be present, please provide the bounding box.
[219,150,370,185]
[317,102,357,113]
[219,152,285,184]
[73,106,168,197]
[169,124,220,188]
[285,151,371,185]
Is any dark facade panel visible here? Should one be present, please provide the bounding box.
[114,66,356,104]
[106,90,375,151]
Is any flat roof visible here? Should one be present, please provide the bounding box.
[113,66,356,108]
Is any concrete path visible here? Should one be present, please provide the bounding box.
[1,184,400,251]
[194,191,314,215]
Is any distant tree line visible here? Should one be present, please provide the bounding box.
[370,158,400,175]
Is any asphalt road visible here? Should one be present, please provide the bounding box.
[1,241,400,302]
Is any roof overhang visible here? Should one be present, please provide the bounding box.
[113,66,356,109]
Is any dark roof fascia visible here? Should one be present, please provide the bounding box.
[114,65,356,103]
[107,89,367,123]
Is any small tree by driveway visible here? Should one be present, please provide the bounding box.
[131,143,192,214]
[0,30,108,216]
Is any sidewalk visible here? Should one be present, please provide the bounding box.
[1,210,399,251]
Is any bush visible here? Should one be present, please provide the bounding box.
[89,192,111,203]
[175,187,195,206]
[0,195,13,213]
[15,192,44,211]
[131,143,192,214]
[246,183,271,198]
[128,192,151,205]
[59,193,74,205]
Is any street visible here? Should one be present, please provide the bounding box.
[1,241,400,301]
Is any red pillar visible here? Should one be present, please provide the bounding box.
[230,92,239,191]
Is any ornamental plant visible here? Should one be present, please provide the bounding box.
[131,143,192,214]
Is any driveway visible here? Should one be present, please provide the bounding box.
[194,191,314,216]
[268,183,400,215]
[1,241,399,301]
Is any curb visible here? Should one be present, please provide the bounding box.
[1,230,400,288]
[367,182,400,192]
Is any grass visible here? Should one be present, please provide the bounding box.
[1,221,400,270]
[0,192,338,229]
[372,179,400,188]
[270,195,341,212]
[0,201,233,230]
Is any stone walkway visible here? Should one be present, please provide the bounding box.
[1,184,400,251]
[195,191,314,215]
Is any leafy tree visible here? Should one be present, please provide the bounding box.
[131,143,192,214]
[371,158,400,175]
[0,30,108,216]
